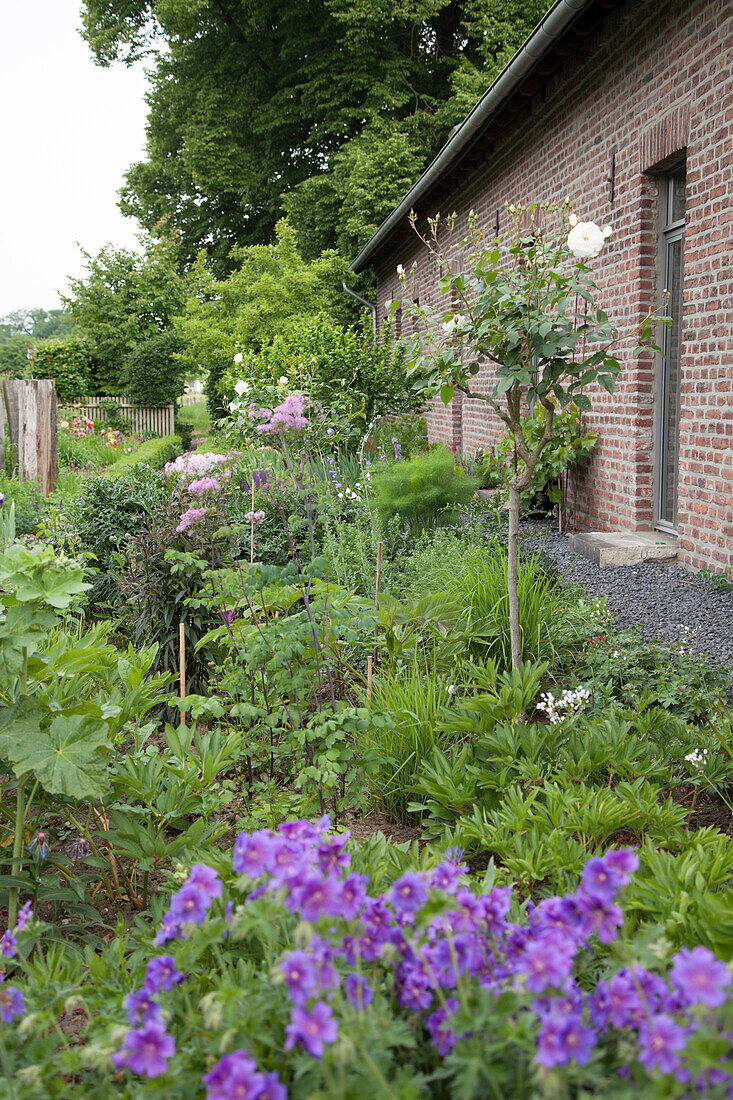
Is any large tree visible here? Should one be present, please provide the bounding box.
[81,0,548,268]
[61,229,188,394]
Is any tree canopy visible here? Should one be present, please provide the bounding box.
[81,0,549,268]
[61,229,188,394]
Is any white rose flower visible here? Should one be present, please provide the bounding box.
[603,225,613,238]
[568,213,578,227]
[278,376,289,388]
[442,313,467,336]
[234,379,249,396]
[508,203,516,213]
[396,264,405,277]
[567,221,607,260]
[233,352,243,364]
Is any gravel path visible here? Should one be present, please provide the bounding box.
[520,520,733,674]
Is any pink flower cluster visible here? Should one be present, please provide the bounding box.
[188,476,222,495]
[165,452,239,479]
[176,507,206,533]
[248,394,309,435]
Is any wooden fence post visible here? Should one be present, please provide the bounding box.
[2,380,57,494]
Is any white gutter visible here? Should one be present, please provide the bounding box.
[351,0,594,272]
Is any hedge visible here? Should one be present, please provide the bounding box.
[103,435,183,477]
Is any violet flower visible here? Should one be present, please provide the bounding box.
[284,1002,338,1059]
[113,1020,175,1078]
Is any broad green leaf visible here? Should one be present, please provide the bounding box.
[2,714,110,800]
[0,697,44,754]
[439,384,454,406]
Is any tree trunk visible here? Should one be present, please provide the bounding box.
[507,482,521,670]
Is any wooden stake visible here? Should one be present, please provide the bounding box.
[179,622,186,698]
[373,540,382,664]
[250,480,255,565]
[558,476,563,534]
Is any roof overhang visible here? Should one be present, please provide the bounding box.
[351,0,596,273]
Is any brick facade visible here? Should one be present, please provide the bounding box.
[366,0,732,573]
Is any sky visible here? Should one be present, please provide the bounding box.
[0,0,149,316]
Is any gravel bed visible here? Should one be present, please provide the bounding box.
[519,520,733,675]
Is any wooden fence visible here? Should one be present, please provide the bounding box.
[60,396,175,437]
[180,393,206,407]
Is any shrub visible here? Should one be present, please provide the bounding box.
[371,445,480,528]
[103,435,183,477]
[122,331,187,407]
[34,337,94,401]
[65,467,165,606]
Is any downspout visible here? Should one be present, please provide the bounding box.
[342,281,377,336]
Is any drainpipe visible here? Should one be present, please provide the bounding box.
[342,281,377,336]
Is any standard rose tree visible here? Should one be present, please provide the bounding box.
[398,201,665,669]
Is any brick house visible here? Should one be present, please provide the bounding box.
[351,0,733,573]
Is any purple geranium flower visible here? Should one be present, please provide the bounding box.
[284,1002,338,1059]
[389,872,427,918]
[202,1049,264,1100]
[344,973,374,1009]
[0,985,24,1022]
[187,864,223,903]
[169,882,211,926]
[519,934,576,994]
[144,956,185,994]
[280,950,317,1005]
[259,1071,287,1099]
[637,1013,686,1075]
[536,1013,595,1067]
[580,856,620,902]
[575,890,623,943]
[124,988,162,1026]
[291,874,341,922]
[113,1020,175,1078]
[669,946,731,1009]
[232,829,274,877]
[425,997,461,1055]
[154,911,182,946]
[337,874,368,920]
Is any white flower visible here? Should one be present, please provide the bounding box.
[396,264,405,277]
[603,225,613,238]
[234,379,249,396]
[278,376,289,388]
[442,313,467,336]
[508,203,516,213]
[234,352,243,365]
[447,685,456,695]
[568,213,578,227]
[567,221,607,260]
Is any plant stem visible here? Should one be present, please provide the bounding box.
[507,483,522,672]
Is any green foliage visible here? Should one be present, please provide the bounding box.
[0,474,48,534]
[492,402,598,507]
[430,544,580,671]
[220,313,418,452]
[176,222,355,419]
[62,229,188,395]
[0,333,32,378]
[371,445,480,528]
[57,427,119,470]
[579,627,729,724]
[65,467,165,607]
[34,337,94,401]
[81,0,548,268]
[359,662,455,822]
[103,435,182,476]
[122,330,187,406]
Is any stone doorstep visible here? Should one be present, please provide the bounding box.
[568,530,678,568]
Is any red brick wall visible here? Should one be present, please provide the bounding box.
[372,0,733,573]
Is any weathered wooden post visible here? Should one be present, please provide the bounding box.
[1,379,57,494]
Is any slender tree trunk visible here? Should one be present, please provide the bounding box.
[507,482,522,671]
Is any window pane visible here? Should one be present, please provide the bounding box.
[660,236,683,525]
[669,175,686,224]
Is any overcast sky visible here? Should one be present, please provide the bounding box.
[0,0,149,316]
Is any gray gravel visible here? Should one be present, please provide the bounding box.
[519,520,733,674]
